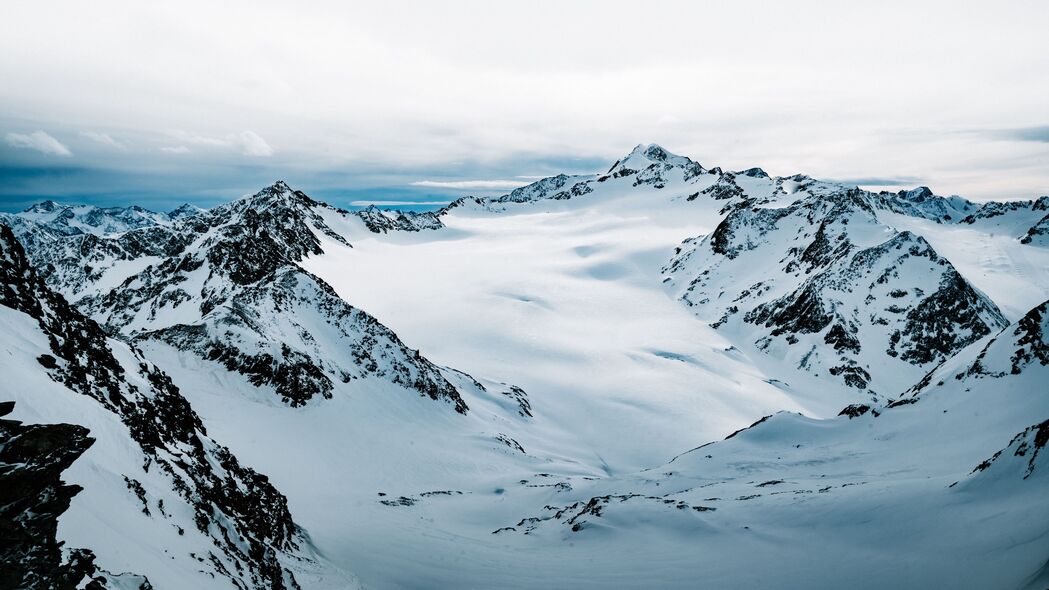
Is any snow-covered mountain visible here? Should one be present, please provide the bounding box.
[14,182,477,410]
[663,188,1008,398]
[6,200,202,237]
[4,144,1048,588]
[0,224,351,589]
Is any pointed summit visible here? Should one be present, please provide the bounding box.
[899,186,935,201]
[243,180,324,213]
[603,143,704,182]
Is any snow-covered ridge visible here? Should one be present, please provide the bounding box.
[664,188,1008,398]
[429,145,1048,250]
[34,181,472,411]
[10,199,204,237]
[0,224,347,589]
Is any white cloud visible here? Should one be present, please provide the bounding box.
[169,130,273,156]
[410,179,529,190]
[80,131,125,150]
[237,130,273,157]
[160,145,191,154]
[5,131,72,156]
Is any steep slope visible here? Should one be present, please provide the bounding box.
[0,224,349,589]
[1021,211,1049,246]
[27,182,467,410]
[664,189,1007,398]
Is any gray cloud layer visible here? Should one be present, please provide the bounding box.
[1,0,1048,209]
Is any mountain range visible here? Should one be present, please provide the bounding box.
[2,143,1047,589]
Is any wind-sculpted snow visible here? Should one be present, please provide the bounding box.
[0,224,344,589]
[466,300,1049,588]
[665,189,1008,398]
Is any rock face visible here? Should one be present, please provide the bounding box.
[665,189,1008,397]
[0,224,322,589]
[0,401,115,590]
[13,182,467,411]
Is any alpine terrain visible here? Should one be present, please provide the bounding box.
[2,144,1048,589]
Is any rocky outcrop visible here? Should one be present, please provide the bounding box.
[0,402,127,590]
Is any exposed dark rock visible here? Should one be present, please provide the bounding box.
[0,403,116,590]
[838,404,872,418]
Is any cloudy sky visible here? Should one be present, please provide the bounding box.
[1,0,1047,211]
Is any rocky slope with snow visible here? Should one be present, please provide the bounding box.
[664,188,1009,398]
[0,224,350,589]
[13,182,470,410]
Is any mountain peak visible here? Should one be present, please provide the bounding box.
[261,179,293,195]
[606,143,703,178]
[899,186,934,201]
[169,203,205,219]
[625,143,684,164]
[22,200,63,214]
[244,180,322,212]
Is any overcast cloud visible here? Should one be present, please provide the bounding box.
[1,0,1047,211]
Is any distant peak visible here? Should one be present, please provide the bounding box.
[627,143,674,161]
[23,199,64,213]
[898,186,934,200]
[608,143,702,176]
[738,167,769,179]
[169,203,205,218]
